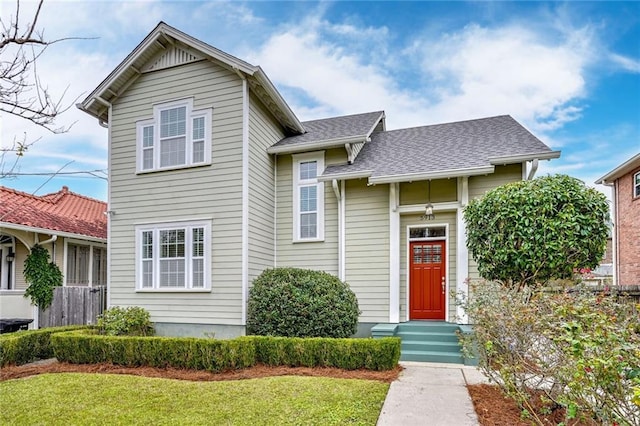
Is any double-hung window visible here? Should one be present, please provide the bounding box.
[292,152,324,242]
[136,98,212,172]
[634,171,640,198]
[136,220,211,291]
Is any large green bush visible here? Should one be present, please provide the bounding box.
[0,326,87,366]
[97,306,154,336]
[459,282,640,424]
[247,268,360,338]
[51,330,400,372]
[464,174,609,290]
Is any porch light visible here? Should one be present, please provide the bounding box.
[6,251,15,263]
[420,180,435,221]
[421,203,435,221]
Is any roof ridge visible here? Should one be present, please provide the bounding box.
[0,185,57,204]
[301,110,384,125]
[379,115,513,134]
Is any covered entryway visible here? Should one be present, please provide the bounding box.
[409,240,446,319]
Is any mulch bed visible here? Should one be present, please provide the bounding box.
[0,360,402,383]
[468,384,598,425]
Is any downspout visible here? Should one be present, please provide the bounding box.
[612,182,618,286]
[234,67,250,325]
[526,158,539,180]
[35,235,57,247]
[332,179,345,281]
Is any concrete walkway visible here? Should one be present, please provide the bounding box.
[377,362,489,426]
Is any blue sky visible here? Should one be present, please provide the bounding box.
[1,1,638,202]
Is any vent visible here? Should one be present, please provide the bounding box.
[143,46,203,72]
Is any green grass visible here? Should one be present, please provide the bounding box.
[0,373,389,425]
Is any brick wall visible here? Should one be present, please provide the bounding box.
[616,166,640,285]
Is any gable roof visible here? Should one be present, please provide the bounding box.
[78,22,304,135]
[0,186,107,240]
[320,115,560,183]
[596,152,640,185]
[268,111,385,154]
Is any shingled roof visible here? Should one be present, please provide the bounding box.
[321,115,560,183]
[268,111,384,154]
[0,186,107,240]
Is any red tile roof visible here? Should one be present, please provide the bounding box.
[0,186,107,240]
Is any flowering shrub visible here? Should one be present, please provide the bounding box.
[459,281,640,425]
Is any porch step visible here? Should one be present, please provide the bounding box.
[396,331,460,343]
[396,321,464,364]
[401,349,465,364]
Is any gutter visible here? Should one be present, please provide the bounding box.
[317,170,373,182]
[489,151,561,165]
[0,222,106,244]
[368,166,495,185]
[267,135,368,155]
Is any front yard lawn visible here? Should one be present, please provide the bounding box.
[1,373,388,425]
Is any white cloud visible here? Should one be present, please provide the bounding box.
[609,53,640,73]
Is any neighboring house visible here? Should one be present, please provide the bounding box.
[597,152,640,286]
[0,186,107,327]
[78,22,559,338]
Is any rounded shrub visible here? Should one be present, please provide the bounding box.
[97,306,154,336]
[247,268,360,338]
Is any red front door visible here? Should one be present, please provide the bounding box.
[409,241,446,320]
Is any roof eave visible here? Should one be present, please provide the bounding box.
[78,22,257,123]
[596,153,640,185]
[367,166,496,184]
[267,135,368,154]
[488,150,561,165]
[317,170,373,182]
[0,222,107,243]
[252,68,305,134]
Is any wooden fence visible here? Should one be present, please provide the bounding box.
[39,286,107,328]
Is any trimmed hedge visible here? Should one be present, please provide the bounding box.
[52,330,255,372]
[51,330,401,372]
[0,326,88,367]
[250,336,401,371]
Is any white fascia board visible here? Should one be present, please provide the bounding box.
[489,150,561,165]
[368,166,496,184]
[317,170,373,182]
[596,152,640,185]
[79,22,257,121]
[267,135,368,155]
[364,111,386,136]
[252,67,305,134]
[0,222,106,244]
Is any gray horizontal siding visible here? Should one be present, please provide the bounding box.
[109,60,245,325]
[248,93,284,285]
[344,180,389,323]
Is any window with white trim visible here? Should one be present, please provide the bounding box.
[293,152,324,241]
[634,171,640,198]
[136,221,211,291]
[136,99,212,172]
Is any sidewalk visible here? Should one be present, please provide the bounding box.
[377,362,489,426]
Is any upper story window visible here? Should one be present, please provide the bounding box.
[292,152,325,242]
[634,171,640,198]
[136,98,212,173]
[135,220,211,291]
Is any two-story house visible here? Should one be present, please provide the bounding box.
[79,22,560,338]
[597,152,640,286]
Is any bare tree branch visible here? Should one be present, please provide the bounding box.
[0,0,90,179]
